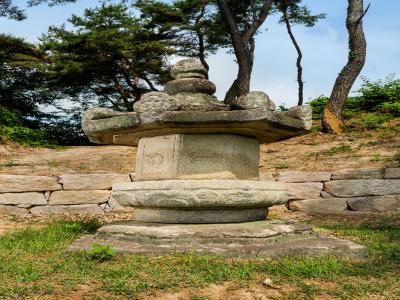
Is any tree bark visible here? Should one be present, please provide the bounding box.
[283,8,304,106]
[217,0,273,104]
[322,0,368,134]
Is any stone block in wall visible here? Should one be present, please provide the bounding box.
[288,198,348,214]
[108,197,135,213]
[0,204,29,217]
[347,195,400,213]
[30,204,104,216]
[49,190,110,205]
[0,175,61,193]
[287,182,323,200]
[320,191,335,198]
[324,179,400,197]
[385,168,400,179]
[331,168,384,180]
[59,174,130,190]
[0,192,47,205]
[276,171,331,183]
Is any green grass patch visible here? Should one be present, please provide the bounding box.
[0,218,399,299]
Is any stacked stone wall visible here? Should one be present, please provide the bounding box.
[0,168,399,217]
[269,168,400,215]
[0,174,132,217]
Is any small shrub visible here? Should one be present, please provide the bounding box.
[322,144,353,156]
[308,96,328,120]
[378,102,400,116]
[358,75,400,110]
[0,106,23,126]
[86,243,116,261]
[277,104,289,112]
[274,161,289,169]
[359,114,393,130]
[0,125,58,147]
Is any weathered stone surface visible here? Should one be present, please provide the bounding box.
[165,78,216,95]
[30,204,104,216]
[59,174,130,190]
[112,189,289,209]
[0,175,61,193]
[284,105,312,122]
[113,180,287,192]
[331,168,384,180]
[84,107,311,146]
[289,198,348,214]
[98,220,308,239]
[49,191,110,205]
[170,59,207,79]
[0,192,47,205]
[0,205,29,217]
[169,93,228,111]
[230,91,276,111]
[133,92,179,114]
[277,171,331,182]
[385,168,400,179]
[70,220,366,259]
[287,182,323,199]
[320,191,335,198]
[136,134,259,180]
[134,208,268,223]
[347,195,400,213]
[108,197,135,213]
[129,173,136,181]
[324,179,400,197]
[81,108,135,144]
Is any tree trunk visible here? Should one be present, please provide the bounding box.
[283,8,304,106]
[224,49,252,103]
[217,0,273,104]
[322,0,367,134]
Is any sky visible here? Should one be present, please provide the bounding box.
[1,0,400,107]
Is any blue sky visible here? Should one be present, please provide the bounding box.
[1,0,399,107]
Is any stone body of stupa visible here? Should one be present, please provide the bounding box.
[75,59,366,258]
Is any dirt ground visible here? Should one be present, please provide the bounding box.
[1,126,399,176]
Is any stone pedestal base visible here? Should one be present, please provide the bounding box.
[111,180,290,223]
[134,208,267,223]
[69,220,367,259]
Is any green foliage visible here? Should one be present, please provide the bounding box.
[359,114,393,130]
[308,95,327,119]
[0,125,57,147]
[86,243,116,261]
[358,75,400,111]
[0,220,99,253]
[0,105,22,126]
[379,101,400,116]
[277,103,289,111]
[273,0,326,27]
[321,144,353,156]
[0,218,399,298]
[0,0,25,20]
[309,76,400,123]
[41,3,173,111]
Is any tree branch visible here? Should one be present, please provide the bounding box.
[243,0,274,42]
[142,75,158,91]
[356,2,371,25]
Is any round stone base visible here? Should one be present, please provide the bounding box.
[134,208,268,224]
[69,220,367,259]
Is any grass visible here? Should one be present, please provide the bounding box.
[0,218,399,299]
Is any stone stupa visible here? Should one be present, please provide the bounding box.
[74,59,366,259]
